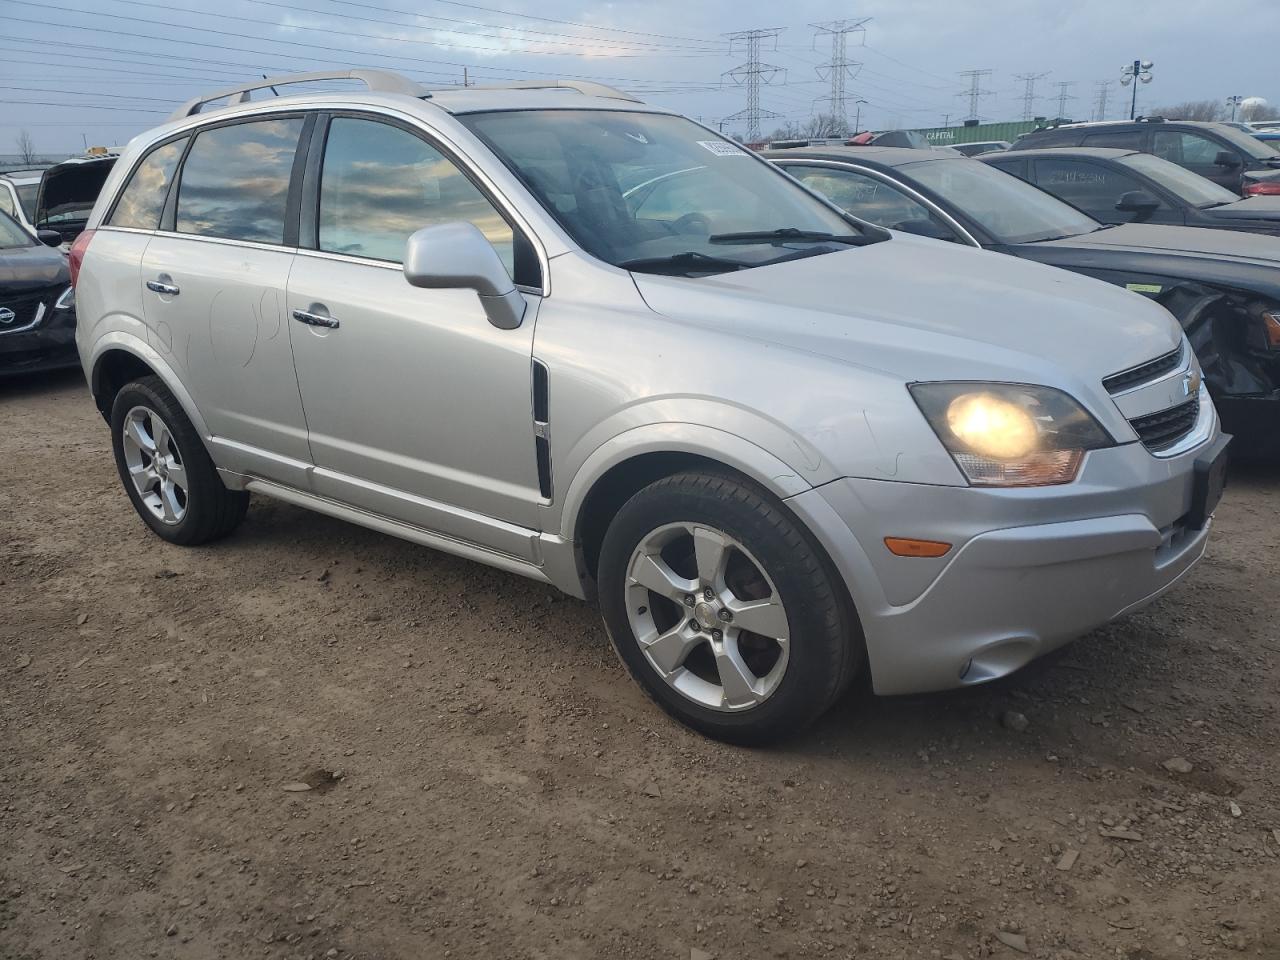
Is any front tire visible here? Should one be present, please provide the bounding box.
[598,470,860,744]
[110,376,248,545]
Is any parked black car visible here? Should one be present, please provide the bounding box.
[0,209,78,376]
[1007,119,1280,196]
[765,145,1280,457]
[983,147,1280,235]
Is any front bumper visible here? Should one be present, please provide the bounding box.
[0,299,78,376]
[787,424,1221,696]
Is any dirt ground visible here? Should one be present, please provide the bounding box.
[2,370,1279,960]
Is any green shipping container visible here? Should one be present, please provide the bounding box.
[909,120,1061,146]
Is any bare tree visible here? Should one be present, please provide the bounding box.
[15,129,38,164]
[765,113,851,143]
[1148,100,1227,121]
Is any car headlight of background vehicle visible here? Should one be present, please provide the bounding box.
[910,382,1114,487]
[54,286,75,311]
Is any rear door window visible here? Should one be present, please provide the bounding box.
[1081,131,1141,148]
[108,138,186,230]
[175,117,303,243]
[1031,158,1161,219]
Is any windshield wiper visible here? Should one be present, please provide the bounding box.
[617,251,747,276]
[708,227,868,246]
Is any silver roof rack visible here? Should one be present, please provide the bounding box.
[169,69,424,121]
[435,79,643,104]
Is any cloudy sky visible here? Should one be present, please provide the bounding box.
[3,0,1278,155]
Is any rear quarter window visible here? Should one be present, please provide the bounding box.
[108,138,186,230]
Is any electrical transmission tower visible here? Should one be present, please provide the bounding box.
[956,69,994,122]
[1053,80,1076,120]
[722,28,786,141]
[1093,80,1114,121]
[1013,72,1049,121]
[811,18,870,135]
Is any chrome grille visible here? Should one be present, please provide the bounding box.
[1102,344,1184,394]
[0,291,48,334]
[1128,397,1200,452]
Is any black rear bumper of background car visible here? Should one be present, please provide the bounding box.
[0,289,79,377]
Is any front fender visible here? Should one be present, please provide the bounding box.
[552,417,819,545]
[87,329,213,440]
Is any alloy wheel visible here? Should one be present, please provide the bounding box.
[120,405,189,525]
[624,522,790,712]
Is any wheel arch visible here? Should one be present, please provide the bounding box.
[560,423,819,593]
[88,333,211,439]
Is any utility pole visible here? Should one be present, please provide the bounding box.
[1119,59,1153,119]
[1053,80,1076,121]
[811,18,870,136]
[956,69,994,122]
[1227,95,1244,121]
[463,66,469,87]
[722,28,786,142]
[853,98,867,134]
[1093,80,1114,121]
[1013,72,1050,122]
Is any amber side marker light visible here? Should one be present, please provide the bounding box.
[885,537,953,558]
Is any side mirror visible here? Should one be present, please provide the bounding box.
[1115,190,1161,215]
[37,229,62,247]
[403,222,526,330]
[1215,150,1242,168]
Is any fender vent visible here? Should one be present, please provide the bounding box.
[532,359,552,499]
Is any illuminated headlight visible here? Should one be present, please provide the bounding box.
[54,286,75,311]
[910,382,1114,486]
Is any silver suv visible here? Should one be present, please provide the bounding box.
[73,70,1228,743]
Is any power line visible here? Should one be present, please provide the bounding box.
[956,68,993,122]
[249,0,726,53]
[11,6,717,86]
[811,18,870,135]
[722,28,786,141]
[1013,72,1049,122]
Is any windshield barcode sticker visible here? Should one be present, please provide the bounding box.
[697,140,747,157]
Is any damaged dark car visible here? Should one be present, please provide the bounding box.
[34,154,118,248]
[0,208,78,376]
[765,145,1280,458]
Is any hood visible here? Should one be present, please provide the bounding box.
[35,158,117,227]
[631,233,1181,394]
[1203,196,1280,223]
[1022,223,1280,299]
[0,242,69,294]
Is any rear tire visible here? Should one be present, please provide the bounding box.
[110,376,248,545]
[598,470,860,744]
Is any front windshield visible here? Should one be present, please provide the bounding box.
[1213,124,1279,159]
[1118,153,1239,207]
[0,210,34,248]
[461,110,869,274]
[903,157,1100,243]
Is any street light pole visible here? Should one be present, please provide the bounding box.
[1119,59,1153,119]
[853,98,867,134]
[1227,95,1244,121]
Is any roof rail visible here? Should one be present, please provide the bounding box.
[440,79,643,104]
[169,69,423,121]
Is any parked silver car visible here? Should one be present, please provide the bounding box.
[72,70,1228,742]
